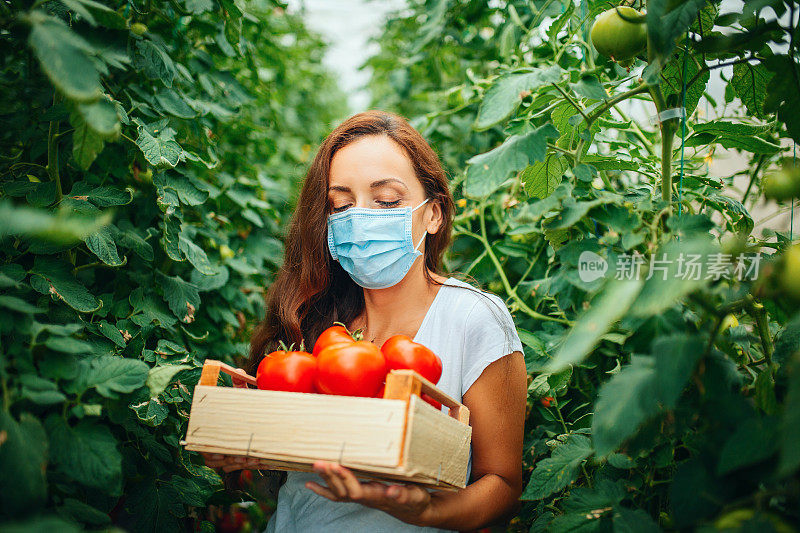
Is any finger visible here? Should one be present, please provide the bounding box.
[330,463,363,500]
[305,481,340,501]
[222,463,242,473]
[231,368,250,388]
[314,462,348,498]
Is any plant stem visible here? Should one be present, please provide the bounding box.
[47,91,62,201]
[551,82,590,122]
[747,299,774,366]
[648,84,675,205]
[585,82,649,126]
[612,104,656,155]
[459,208,572,325]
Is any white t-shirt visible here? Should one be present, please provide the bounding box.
[264,277,524,533]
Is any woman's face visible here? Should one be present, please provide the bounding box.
[327,134,442,244]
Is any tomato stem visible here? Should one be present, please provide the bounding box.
[470,205,573,326]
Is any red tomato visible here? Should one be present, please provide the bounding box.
[256,350,316,393]
[315,341,386,397]
[380,335,443,384]
[312,325,355,357]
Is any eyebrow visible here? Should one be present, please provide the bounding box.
[328,178,409,193]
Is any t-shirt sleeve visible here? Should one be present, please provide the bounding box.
[460,292,524,396]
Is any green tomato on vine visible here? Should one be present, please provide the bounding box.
[779,244,800,300]
[590,6,647,62]
[130,22,148,36]
[763,162,800,202]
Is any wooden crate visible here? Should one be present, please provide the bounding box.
[180,359,472,490]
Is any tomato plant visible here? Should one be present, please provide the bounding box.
[0,0,346,530]
[367,0,800,529]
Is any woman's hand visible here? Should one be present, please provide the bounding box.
[305,460,436,527]
[200,453,271,473]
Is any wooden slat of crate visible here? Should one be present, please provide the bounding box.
[184,385,407,468]
[176,449,462,491]
[400,395,472,488]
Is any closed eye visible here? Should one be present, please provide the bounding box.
[377,200,401,208]
[331,204,352,213]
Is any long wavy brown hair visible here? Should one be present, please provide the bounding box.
[245,110,455,375]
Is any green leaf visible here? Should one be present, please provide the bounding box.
[45,416,122,495]
[0,200,110,244]
[161,215,183,261]
[628,237,714,317]
[731,62,773,118]
[70,183,133,207]
[186,0,214,13]
[96,320,126,348]
[179,232,218,275]
[1,517,82,533]
[76,97,120,138]
[131,398,169,426]
[157,271,200,322]
[0,295,45,314]
[130,288,179,327]
[653,334,703,409]
[27,11,102,102]
[169,475,215,506]
[44,336,93,354]
[569,76,608,101]
[465,124,559,198]
[156,173,209,206]
[147,364,192,398]
[646,0,706,73]
[126,481,184,531]
[521,434,593,500]
[581,155,639,171]
[84,226,124,266]
[717,416,778,475]
[71,116,105,170]
[613,508,660,532]
[523,153,569,199]
[56,498,111,527]
[85,355,149,398]
[780,352,800,475]
[661,53,707,116]
[592,356,658,457]
[155,88,197,119]
[0,411,48,516]
[546,279,643,372]
[31,257,101,313]
[547,3,575,43]
[475,67,562,130]
[135,120,184,169]
[717,134,781,154]
[132,39,176,87]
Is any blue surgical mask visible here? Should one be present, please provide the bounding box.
[327,198,429,289]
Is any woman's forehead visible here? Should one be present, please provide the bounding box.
[329,136,420,191]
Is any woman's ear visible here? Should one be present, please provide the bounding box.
[425,199,444,235]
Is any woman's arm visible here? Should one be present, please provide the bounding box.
[306,350,528,530]
[418,350,527,529]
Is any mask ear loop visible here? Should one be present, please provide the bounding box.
[412,198,430,251]
[411,198,430,212]
[414,230,427,251]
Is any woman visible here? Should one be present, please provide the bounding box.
[203,110,527,532]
